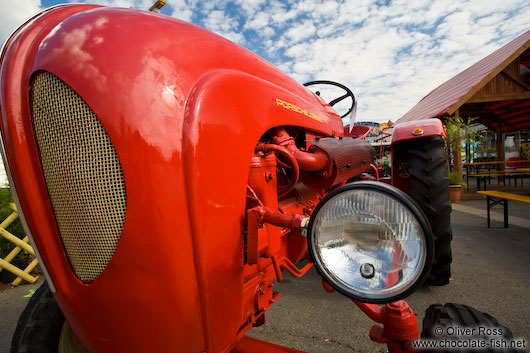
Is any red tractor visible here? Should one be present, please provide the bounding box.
[0,5,514,353]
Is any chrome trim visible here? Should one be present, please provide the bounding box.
[0,5,70,293]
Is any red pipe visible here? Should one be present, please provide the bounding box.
[278,257,313,278]
[255,143,300,198]
[270,128,330,171]
[253,206,307,229]
[322,281,419,352]
[354,301,384,322]
[271,255,283,282]
[370,163,379,181]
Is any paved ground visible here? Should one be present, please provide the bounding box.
[0,280,42,353]
[1,199,529,353]
[249,199,530,352]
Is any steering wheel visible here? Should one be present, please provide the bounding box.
[303,80,356,119]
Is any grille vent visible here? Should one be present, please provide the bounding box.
[31,72,126,282]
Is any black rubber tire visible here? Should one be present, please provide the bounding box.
[408,135,453,286]
[11,281,65,353]
[421,303,519,352]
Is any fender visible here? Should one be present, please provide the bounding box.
[392,118,446,144]
[183,69,336,352]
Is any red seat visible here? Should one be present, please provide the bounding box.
[344,125,372,139]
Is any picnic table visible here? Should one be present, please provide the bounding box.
[470,171,528,190]
[477,190,530,228]
[463,161,504,186]
[463,161,505,167]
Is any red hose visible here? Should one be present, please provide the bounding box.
[370,163,379,181]
[290,147,329,171]
[255,143,300,198]
[270,127,330,171]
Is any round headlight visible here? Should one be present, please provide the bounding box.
[307,181,434,303]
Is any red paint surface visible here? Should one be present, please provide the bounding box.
[0,5,428,353]
[0,5,345,353]
[392,119,446,144]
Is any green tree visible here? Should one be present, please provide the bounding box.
[444,115,485,174]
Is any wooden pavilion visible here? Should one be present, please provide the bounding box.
[397,29,530,173]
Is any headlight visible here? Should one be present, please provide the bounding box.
[307,181,434,303]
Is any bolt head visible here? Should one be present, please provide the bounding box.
[360,263,375,279]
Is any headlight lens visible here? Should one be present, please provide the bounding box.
[308,181,433,303]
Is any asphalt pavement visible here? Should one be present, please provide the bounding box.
[1,199,529,353]
[0,281,42,353]
[249,198,530,352]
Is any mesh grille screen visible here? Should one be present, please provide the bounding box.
[31,72,126,282]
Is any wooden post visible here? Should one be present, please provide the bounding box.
[446,146,452,172]
[454,111,463,180]
[454,133,462,176]
[496,121,505,184]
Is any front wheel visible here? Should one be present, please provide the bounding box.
[421,303,519,352]
[11,281,86,353]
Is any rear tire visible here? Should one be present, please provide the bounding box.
[11,281,64,353]
[408,136,452,286]
[421,303,518,352]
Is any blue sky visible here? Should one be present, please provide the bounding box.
[1,0,530,123]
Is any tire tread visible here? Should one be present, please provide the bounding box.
[10,281,64,353]
[407,135,453,286]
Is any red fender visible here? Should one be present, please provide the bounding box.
[183,69,337,351]
[392,118,446,144]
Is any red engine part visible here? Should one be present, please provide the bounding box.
[357,301,419,353]
[254,144,300,198]
[322,280,419,353]
[269,127,330,171]
[302,137,375,189]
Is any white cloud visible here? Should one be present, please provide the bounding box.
[1,0,529,124]
[169,0,193,22]
[245,11,270,31]
[203,9,244,44]
[286,21,316,43]
[235,0,265,17]
[267,0,530,122]
[0,0,42,47]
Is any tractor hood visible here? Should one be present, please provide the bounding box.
[0,5,343,353]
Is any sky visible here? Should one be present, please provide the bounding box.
[1,0,529,124]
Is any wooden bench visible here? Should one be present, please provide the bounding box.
[477,191,530,228]
[469,171,527,190]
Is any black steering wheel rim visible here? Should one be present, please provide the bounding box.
[303,80,355,119]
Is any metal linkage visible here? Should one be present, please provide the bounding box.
[322,279,419,353]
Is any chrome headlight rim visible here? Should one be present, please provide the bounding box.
[307,181,434,304]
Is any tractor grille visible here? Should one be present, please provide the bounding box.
[30,72,126,283]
